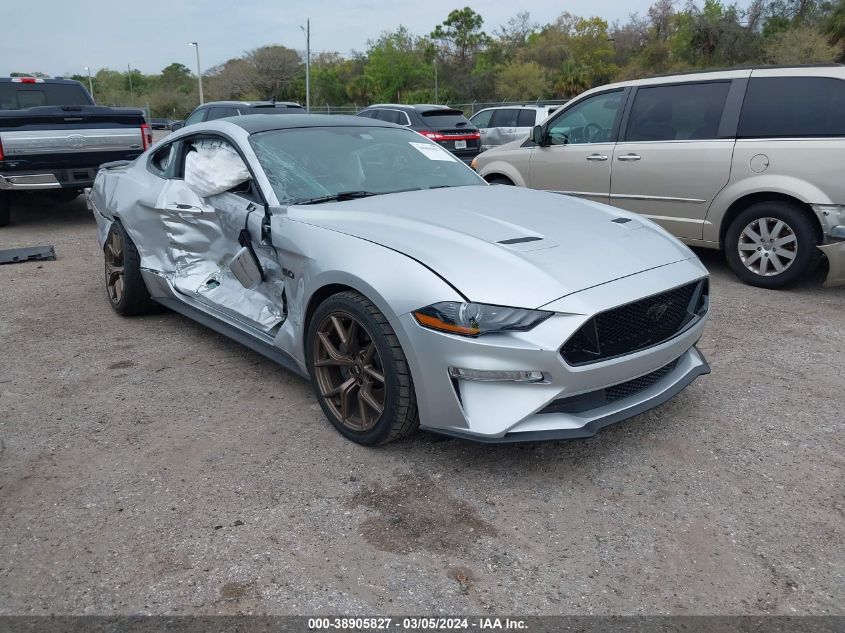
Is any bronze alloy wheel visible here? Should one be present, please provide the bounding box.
[104,229,125,306]
[312,311,386,431]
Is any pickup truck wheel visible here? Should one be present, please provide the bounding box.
[725,201,820,289]
[307,291,419,446]
[104,221,158,316]
[0,192,10,227]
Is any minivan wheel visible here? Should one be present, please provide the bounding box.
[104,221,158,315]
[725,201,820,289]
[0,192,11,227]
[307,291,418,446]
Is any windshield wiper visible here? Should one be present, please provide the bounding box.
[295,191,378,205]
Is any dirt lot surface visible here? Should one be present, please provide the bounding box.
[1,194,842,615]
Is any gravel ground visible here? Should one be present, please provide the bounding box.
[0,194,842,615]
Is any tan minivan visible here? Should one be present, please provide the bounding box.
[472,65,845,288]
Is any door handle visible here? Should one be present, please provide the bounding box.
[165,202,204,214]
[617,153,642,162]
[586,154,608,162]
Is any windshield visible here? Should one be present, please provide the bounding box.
[249,126,484,204]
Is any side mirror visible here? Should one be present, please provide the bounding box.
[170,121,183,131]
[531,125,546,146]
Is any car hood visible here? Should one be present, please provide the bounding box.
[289,186,697,309]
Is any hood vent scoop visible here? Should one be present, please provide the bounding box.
[496,235,559,253]
[497,236,542,245]
[611,216,644,230]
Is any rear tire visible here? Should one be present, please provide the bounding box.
[104,221,158,316]
[724,201,820,289]
[0,192,11,227]
[306,291,418,445]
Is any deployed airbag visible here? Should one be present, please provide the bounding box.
[184,139,251,198]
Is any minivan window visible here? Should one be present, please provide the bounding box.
[625,82,730,142]
[546,91,623,145]
[470,109,493,129]
[490,109,519,128]
[517,109,536,127]
[738,76,845,138]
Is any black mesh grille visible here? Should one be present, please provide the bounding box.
[561,279,707,365]
[539,357,680,415]
[605,358,679,402]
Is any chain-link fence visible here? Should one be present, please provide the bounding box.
[306,100,570,117]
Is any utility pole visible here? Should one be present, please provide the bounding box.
[127,64,134,105]
[188,42,204,104]
[301,19,311,112]
[433,60,438,103]
[84,66,94,101]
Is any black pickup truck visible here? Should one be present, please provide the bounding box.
[0,77,151,226]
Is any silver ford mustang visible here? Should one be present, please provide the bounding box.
[88,114,710,445]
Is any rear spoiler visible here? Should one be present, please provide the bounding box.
[99,160,133,171]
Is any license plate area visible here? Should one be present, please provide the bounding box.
[454,140,467,150]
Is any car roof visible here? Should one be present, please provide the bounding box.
[473,105,558,112]
[199,100,303,108]
[365,103,458,113]
[230,113,400,134]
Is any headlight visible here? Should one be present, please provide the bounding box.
[413,302,553,336]
[470,157,478,171]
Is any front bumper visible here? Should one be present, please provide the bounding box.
[431,347,710,442]
[397,258,711,442]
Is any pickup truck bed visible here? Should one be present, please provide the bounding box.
[0,77,150,226]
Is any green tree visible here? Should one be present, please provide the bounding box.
[431,7,490,66]
[160,63,194,93]
[763,24,842,62]
[364,27,430,102]
[246,46,302,100]
[494,61,548,99]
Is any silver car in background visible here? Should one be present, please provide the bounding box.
[473,65,845,289]
[88,115,710,445]
[470,104,560,151]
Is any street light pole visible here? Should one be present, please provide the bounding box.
[299,20,311,112]
[127,64,134,105]
[84,66,94,101]
[188,42,204,105]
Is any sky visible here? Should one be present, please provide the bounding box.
[1,0,658,78]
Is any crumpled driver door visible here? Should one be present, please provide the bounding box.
[155,180,286,333]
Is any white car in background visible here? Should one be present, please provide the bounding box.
[470,105,562,151]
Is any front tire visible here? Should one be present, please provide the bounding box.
[104,221,158,315]
[0,192,11,227]
[724,201,820,289]
[306,291,418,445]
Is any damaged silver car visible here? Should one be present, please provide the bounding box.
[88,114,711,445]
